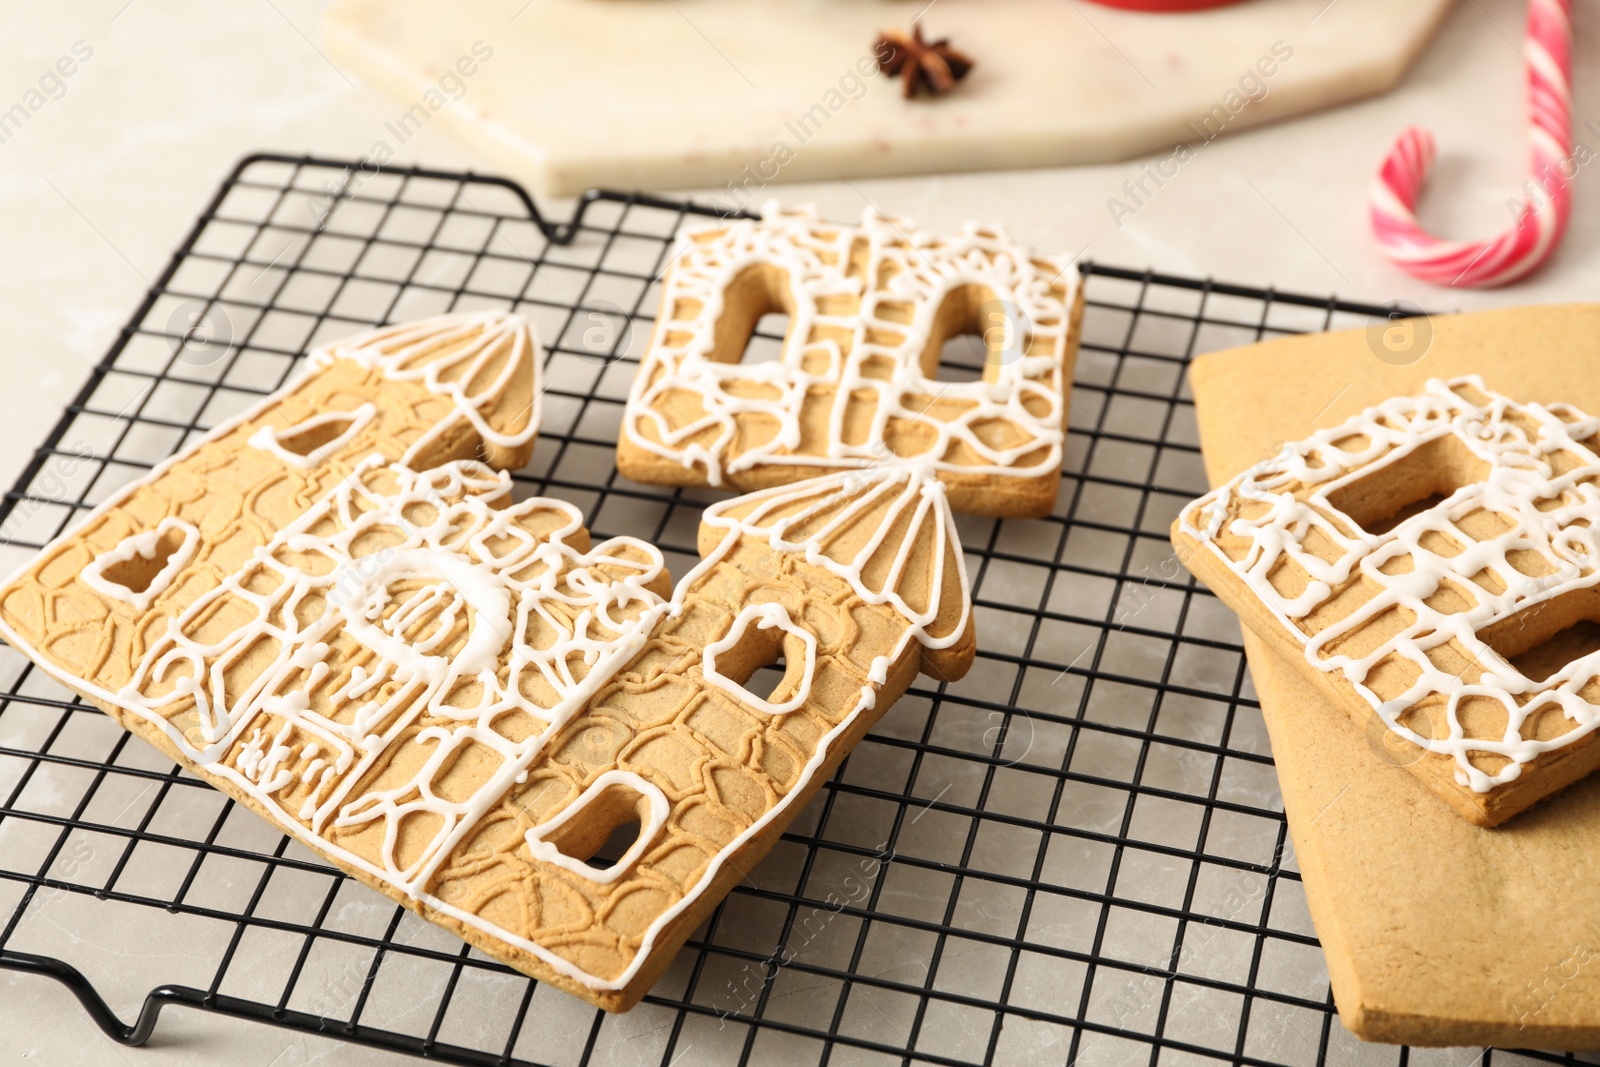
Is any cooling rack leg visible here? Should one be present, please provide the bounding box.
[0,949,199,1047]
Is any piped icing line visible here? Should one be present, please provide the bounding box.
[313,310,542,463]
[622,202,1074,487]
[699,462,972,649]
[248,403,377,468]
[0,459,974,993]
[1178,375,1600,792]
[80,518,200,612]
[524,769,671,886]
[25,310,542,633]
[701,602,818,716]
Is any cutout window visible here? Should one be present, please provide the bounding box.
[1478,585,1600,683]
[706,264,795,366]
[80,518,200,612]
[524,771,669,885]
[702,603,817,716]
[590,818,643,869]
[1323,434,1490,536]
[920,282,1031,384]
[248,403,375,469]
[743,313,790,365]
[935,333,987,384]
[746,658,794,705]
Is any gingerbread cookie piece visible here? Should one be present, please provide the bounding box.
[618,204,1083,518]
[0,303,974,1009]
[0,309,541,693]
[1173,375,1600,825]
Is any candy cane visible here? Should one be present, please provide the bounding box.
[1368,0,1573,288]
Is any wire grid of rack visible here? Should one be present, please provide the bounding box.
[0,154,1582,1067]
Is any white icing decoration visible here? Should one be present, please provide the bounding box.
[120,458,672,892]
[248,403,376,468]
[623,202,1075,487]
[80,517,200,612]
[701,462,971,648]
[314,310,541,467]
[1179,376,1600,793]
[701,602,817,716]
[523,769,671,886]
[51,310,538,620]
[0,453,971,993]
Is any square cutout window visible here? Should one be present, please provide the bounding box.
[1324,433,1489,536]
[1478,585,1600,683]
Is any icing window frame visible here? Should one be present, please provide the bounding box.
[523,770,670,886]
[701,602,818,717]
[248,403,377,469]
[80,517,200,612]
[1320,431,1491,536]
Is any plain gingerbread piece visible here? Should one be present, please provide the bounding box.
[1179,304,1600,1048]
[617,204,1083,518]
[0,311,975,1011]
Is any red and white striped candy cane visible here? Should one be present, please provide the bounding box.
[1369,0,1573,288]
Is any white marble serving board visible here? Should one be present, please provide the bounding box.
[323,0,1455,198]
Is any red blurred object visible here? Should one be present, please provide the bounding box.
[1080,0,1245,10]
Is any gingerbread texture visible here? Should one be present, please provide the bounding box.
[1175,376,1600,826]
[0,309,975,1011]
[1182,305,1600,1048]
[618,204,1083,518]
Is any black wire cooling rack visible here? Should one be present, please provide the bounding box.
[0,153,1579,1067]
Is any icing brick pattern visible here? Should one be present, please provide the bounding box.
[619,203,1080,515]
[1178,376,1600,793]
[0,309,973,1006]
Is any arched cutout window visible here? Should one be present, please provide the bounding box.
[80,517,200,612]
[705,264,797,366]
[524,770,670,885]
[920,283,1032,384]
[702,602,817,716]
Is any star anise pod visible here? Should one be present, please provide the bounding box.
[875,25,974,99]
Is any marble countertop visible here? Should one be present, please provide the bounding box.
[1,0,1594,1062]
